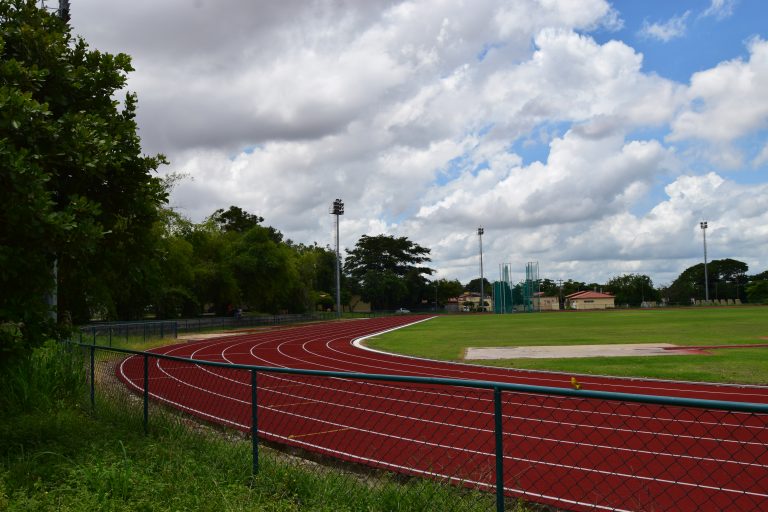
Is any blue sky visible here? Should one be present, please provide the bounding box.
[71,0,768,285]
[606,0,767,80]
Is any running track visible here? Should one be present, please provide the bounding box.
[117,316,768,511]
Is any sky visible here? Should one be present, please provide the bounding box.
[68,0,768,287]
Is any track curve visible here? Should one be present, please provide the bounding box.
[117,316,768,511]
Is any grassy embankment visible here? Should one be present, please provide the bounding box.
[366,306,768,384]
[0,341,504,512]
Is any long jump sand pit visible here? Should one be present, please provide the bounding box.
[464,343,703,360]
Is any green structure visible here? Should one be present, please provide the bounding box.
[493,263,513,313]
[523,261,540,312]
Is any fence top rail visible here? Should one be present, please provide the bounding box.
[74,341,768,415]
[78,314,321,329]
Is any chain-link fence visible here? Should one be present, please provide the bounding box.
[80,343,768,511]
[76,313,402,346]
[76,313,340,346]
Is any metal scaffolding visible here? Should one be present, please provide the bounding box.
[493,263,513,313]
[523,261,540,312]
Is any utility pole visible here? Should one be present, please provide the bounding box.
[330,199,344,318]
[478,227,485,312]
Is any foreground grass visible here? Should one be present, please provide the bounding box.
[1,407,496,511]
[368,306,768,384]
[0,344,501,512]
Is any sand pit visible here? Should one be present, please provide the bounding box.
[464,343,703,360]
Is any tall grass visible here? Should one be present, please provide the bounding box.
[0,341,86,414]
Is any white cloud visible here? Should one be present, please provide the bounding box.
[67,1,768,286]
[702,0,737,20]
[639,11,691,42]
[670,38,768,145]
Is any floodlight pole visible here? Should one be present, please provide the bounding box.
[39,0,70,21]
[330,199,344,318]
[478,227,485,312]
[58,0,70,21]
[700,221,709,302]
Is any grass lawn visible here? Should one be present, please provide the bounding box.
[366,306,768,384]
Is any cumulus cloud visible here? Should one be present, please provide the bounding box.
[670,37,768,144]
[68,1,768,285]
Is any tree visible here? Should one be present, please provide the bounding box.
[433,278,464,306]
[1,2,167,357]
[667,259,749,304]
[344,235,433,310]
[229,225,300,314]
[464,278,493,295]
[152,208,197,318]
[606,274,659,307]
[210,206,264,233]
[746,281,768,304]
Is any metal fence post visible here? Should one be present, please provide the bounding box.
[108,327,112,347]
[494,386,505,512]
[143,354,149,435]
[251,369,259,475]
[89,345,95,410]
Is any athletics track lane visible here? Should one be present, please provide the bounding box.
[117,316,768,511]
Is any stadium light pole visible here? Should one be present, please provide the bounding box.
[330,199,344,318]
[700,221,709,302]
[478,227,485,312]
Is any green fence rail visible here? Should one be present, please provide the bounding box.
[77,342,768,512]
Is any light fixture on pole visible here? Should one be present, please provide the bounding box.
[330,199,344,318]
[478,227,485,312]
[700,221,709,302]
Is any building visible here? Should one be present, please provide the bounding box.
[532,292,560,311]
[456,292,493,312]
[566,290,615,310]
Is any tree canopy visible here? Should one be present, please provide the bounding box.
[666,259,749,304]
[344,234,433,310]
[1,1,167,357]
[606,274,659,307]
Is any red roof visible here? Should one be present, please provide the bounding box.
[566,291,614,300]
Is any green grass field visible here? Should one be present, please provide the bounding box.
[367,306,768,384]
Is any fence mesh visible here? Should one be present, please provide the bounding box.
[83,344,768,512]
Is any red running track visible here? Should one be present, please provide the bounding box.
[117,316,768,511]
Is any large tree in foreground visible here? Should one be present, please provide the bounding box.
[344,234,433,310]
[0,1,166,357]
